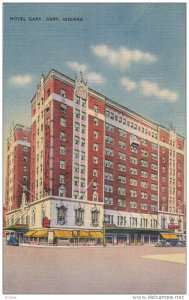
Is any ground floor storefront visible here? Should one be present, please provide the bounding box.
[104,227,183,246]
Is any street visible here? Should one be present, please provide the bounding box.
[3,244,186,294]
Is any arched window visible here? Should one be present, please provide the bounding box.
[57,204,67,225]
[91,207,100,226]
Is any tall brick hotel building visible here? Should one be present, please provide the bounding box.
[5,69,185,245]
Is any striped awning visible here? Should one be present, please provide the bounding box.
[54,230,73,239]
[72,230,90,238]
[89,231,104,239]
[32,230,48,238]
[24,230,37,237]
[161,233,178,240]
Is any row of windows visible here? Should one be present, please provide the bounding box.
[105,109,158,139]
[105,215,158,228]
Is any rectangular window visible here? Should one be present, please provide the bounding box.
[118,199,126,207]
[105,160,113,168]
[94,105,99,112]
[93,143,98,151]
[93,156,98,164]
[59,174,65,183]
[60,146,66,155]
[94,130,98,139]
[60,103,67,112]
[104,197,113,205]
[75,109,80,118]
[93,169,98,177]
[94,118,99,125]
[60,117,66,127]
[60,160,66,169]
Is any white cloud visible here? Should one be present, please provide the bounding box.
[140,80,178,102]
[91,44,157,69]
[67,61,87,72]
[87,72,107,84]
[120,77,137,91]
[10,75,33,86]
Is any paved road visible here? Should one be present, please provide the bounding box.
[3,244,186,294]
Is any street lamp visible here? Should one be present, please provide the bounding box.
[103,213,106,247]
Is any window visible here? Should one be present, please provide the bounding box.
[130,179,137,186]
[151,184,158,191]
[81,165,85,174]
[151,164,158,171]
[105,160,113,168]
[130,190,137,197]
[106,135,114,144]
[130,156,138,164]
[93,181,97,189]
[91,208,99,225]
[141,160,148,167]
[74,163,79,173]
[118,187,125,195]
[60,103,67,112]
[59,174,65,183]
[60,146,66,155]
[130,201,137,208]
[130,168,138,175]
[81,99,86,107]
[118,140,126,149]
[75,123,80,132]
[104,197,113,205]
[118,164,126,172]
[105,172,113,181]
[151,194,158,201]
[81,138,85,147]
[105,148,114,156]
[94,105,99,112]
[106,123,114,132]
[61,89,66,97]
[119,152,126,160]
[74,177,79,186]
[60,118,66,127]
[93,169,98,177]
[74,149,79,159]
[57,204,67,225]
[141,192,148,199]
[141,149,148,157]
[23,175,28,182]
[118,199,126,207]
[81,112,86,120]
[141,203,148,210]
[75,109,80,118]
[93,156,98,164]
[94,118,98,126]
[93,143,98,151]
[23,147,28,152]
[141,181,148,188]
[94,131,98,139]
[81,152,85,160]
[23,166,27,171]
[152,143,158,150]
[75,207,84,226]
[119,129,126,137]
[151,173,158,181]
[151,153,158,160]
[118,175,126,183]
[60,160,66,169]
[105,185,113,193]
[75,136,80,145]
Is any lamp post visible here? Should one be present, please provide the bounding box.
[103,214,106,247]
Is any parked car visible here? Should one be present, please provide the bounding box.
[7,237,19,246]
[155,240,167,247]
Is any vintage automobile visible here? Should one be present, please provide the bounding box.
[7,237,19,246]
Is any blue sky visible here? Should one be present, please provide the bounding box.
[3,3,186,140]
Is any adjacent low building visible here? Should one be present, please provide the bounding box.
[5,69,185,245]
